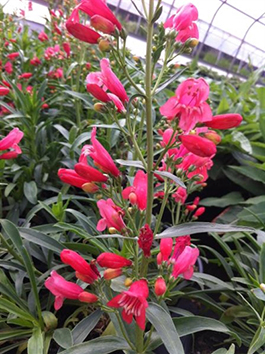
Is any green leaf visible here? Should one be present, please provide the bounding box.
[0,220,42,324]
[19,227,64,254]
[154,170,186,188]
[216,97,230,114]
[252,288,265,301]
[28,327,44,354]
[72,309,102,344]
[0,328,32,341]
[156,67,187,94]
[23,181,38,204]
[229,165,265,184]
[260,243,265,283]
[248,326,265,354]
[54,328,73,349]
[59,335,130,354]
[199,192,243,207]
[0,298,36,324]
[146,303,184,354]
[155,222,265,241]
[116,159,145,169]
[173,316,240,345]
[192,273,234,290]
[64,90,93,107]
[212,344,235,354]
[231,131,252,153]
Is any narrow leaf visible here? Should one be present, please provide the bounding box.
[72,309,102,344]
[28,327,44,354]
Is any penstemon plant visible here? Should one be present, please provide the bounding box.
[42,1,246,353]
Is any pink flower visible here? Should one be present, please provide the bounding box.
[160,78,212,132]
[60,249,99,284]
[63,42,71,58]
[178,153,213,183]
[97,253,132,268]
[205,113,243,130]
[171,246,199,279]
[81,127,120,177]
[0,128,24,160]
[45,270,83,310]
[122,170,147,210]
[38,31,49,42]
[30,57,41,66]
[0,86,10,96]
[86,58,128,111]
[160,238,173,262]
[179,134,216,157]
[66,8,101,44]
[172,187,187,204]
[107,279,149,330]
[4,62,13,74]
[159,128,177,147]
[96,198,126,232]
[170,236,191,263]
[164,3,199,43]
[58,168,90,188]
[138,224,154,257]
[18,73,33,80]
[74,162,108,183]
[7,52,19,60]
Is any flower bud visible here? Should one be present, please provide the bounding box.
[205,114,243,130]
[104,268,122,280]
[194,207,205,217]
[179,135,216,157]
[94,102,107,112]
[260,283,265,292]
[108,227,118,234]
[91,15,116,34]
[124,277,133,287]
[78,291,98,303]
[97,253,132,268]
[203,131,221,145]
[42,311,58,331]
[82,182,99,193]
[154,277,167,296]
[98,39,111,52]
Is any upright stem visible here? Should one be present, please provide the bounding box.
[145,0,155,226]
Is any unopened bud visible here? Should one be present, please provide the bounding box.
[78,292,98,303]
[204,131,222,145]
[94,102,107,112]
[154,277,167,296]
[124,278,133,287]
[42,311,58,331]
[98,39,111,52]
[82,182,99,193]
[260,283,265,292]
[104,268,122,280]
[109,227,118,234]
[187,38,199,48]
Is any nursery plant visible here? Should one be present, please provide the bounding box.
[1,1,265,354]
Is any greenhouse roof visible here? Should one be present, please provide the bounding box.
[1,0,265,70]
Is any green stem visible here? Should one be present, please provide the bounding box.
[153,180,170,235]
[115,313,136,351]
[145,0,155,226]
[0,232,23,264]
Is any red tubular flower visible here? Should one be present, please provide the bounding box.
[81,127,120,177]
[74,162,108,183]
[172,246,199,279]
[7,52,19,60]
[97,252,132,268]
[63,42,71,58]
[96,199,126,232]
[154,277,167,296]
[38,31,49,41]
[179,134,216,157]
[164,3,199,43]
[4,61,13,74]
[170,236,191,263]
[60,249,99,284]
[0,128,24,160]
[160,238,173,261]
[172,187,187,204]
[107,279,149,330]
[138,224,154,257]
[58,168,90,188]
[79,0,122,31]
[78,292,98,303]
[86,58,128,111]
[66,8,101,44]
[103,268,123,280]
[0,86,10,96]
[18,73,33,80]
[160,78,212,132]
[30,57,41,66]
[205,113,243,129]
[122,170,147,210]
[194,206,205,217]
[45,270,83,310]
